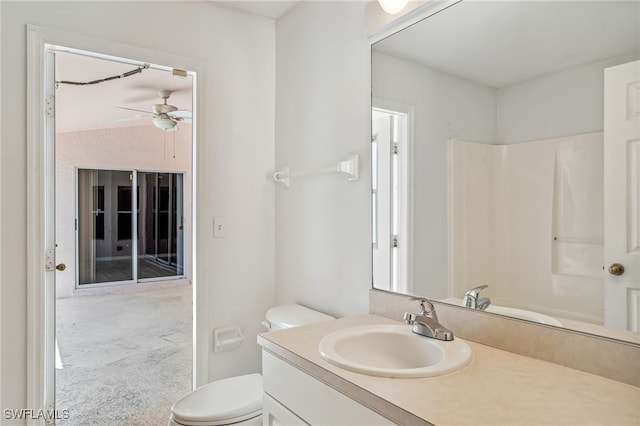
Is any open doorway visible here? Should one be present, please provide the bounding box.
[372,105,411,294]
[54,49,193,295]
[53,47,194,423]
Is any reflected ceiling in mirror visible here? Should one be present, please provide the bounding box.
[371,0,640,344]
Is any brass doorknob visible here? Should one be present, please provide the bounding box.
[56,263,66,271]
[608,263,624,276]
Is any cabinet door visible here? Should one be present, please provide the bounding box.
[262,350,397,425]
[263,394,308,426]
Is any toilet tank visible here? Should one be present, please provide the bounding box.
[263,304,334,331]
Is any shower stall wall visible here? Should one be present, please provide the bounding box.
[449,133,604,325]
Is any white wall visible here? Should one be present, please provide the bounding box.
[274,1,371,318]
[371,52,496,298]
[497,54,639,144]
[1,0,275,414]
[56,125,193,298]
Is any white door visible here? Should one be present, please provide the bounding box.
[372,107,410,295]
[604,60,640,331]
[372,113,392,291]
[44,49,58,419]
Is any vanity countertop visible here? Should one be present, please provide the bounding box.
[258,314,640,426]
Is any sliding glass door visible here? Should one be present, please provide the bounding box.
[139,172,183,278]
[77,168,183,287]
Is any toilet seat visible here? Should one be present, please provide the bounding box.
[170,374,263,426]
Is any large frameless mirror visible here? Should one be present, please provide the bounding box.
[371,0,640,343]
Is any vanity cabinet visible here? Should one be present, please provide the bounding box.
[261,350,396,425]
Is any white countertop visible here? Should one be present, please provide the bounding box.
[258,314,640,426]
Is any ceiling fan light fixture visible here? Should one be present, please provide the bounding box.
[377,0,408,14]
[153,117,177,130]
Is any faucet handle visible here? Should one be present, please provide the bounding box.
[409,297,437,318]
[464,285,488,298]
[403,312,416,324]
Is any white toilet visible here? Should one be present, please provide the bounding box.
[168,304,334,426]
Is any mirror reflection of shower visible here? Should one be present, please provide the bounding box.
[77,169,184,286]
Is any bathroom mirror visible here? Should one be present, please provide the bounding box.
[371,0,640,343]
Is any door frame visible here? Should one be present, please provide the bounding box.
[371,99,414,295]
[26,25,208,417]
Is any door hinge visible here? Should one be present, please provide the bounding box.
[392,235,399,248]
[45,95,55,118]
[44,402,56,425]
[392,142,399,155]
[45,248,55,271]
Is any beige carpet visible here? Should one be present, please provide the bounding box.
[55,282,192,425]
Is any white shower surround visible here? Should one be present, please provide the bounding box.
[449,133,604,324]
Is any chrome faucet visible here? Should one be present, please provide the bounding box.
[404,297,454,341]
[463,285,491,310]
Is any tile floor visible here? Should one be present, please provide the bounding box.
[55,281,192,425]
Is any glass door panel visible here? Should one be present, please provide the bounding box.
[157,173,171,264]
[78,169,183,285]
[77,169,134,284]
[138,172,183,279]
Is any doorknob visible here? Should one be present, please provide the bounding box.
[608,263,624,276]
[56,263,67,271]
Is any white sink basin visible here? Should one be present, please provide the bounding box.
[318,324,472,378]
[440,298,562,326]
[485,305,562,326]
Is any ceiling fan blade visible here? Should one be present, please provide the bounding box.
[169,110,192,119]
[117,106,153,114]
[116,117,150,122]
[116,112,154,121]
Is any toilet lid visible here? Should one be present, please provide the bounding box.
[171,374,262,425]
[265,304,334,330]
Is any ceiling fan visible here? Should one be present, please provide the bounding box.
[119,89,191,130]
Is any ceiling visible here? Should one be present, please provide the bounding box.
[57,1,639,132]
[54,1,306,133]
[55,51,193,133]
[214,0,302,19]
[373,1,640,88]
